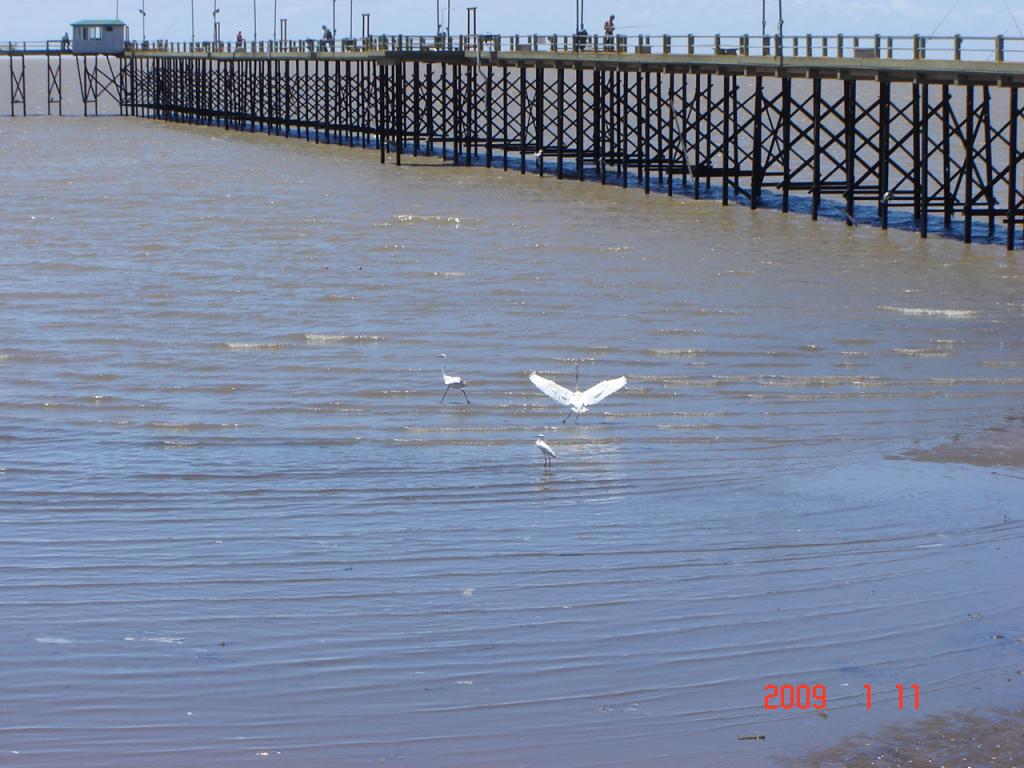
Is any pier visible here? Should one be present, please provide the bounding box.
[8,34,1024,248]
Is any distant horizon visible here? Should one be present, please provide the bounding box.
[2,0,1023,45]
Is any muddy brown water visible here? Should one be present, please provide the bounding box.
[1,116,1022,767]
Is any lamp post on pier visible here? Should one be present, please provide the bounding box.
[777,0,784,62]
[191,0,195,42]
[139,0,146,43]
[252,0,257,44]
[332,0,337,40]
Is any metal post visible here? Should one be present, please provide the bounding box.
[919,82,928,238]
[693,73,701,199]
[1008,87,1019,250]
[596,69,606,185]
[502,64,510,171]
[845,79,855,225]
[720,73,728,204]
[879,80,890,229]
[781,77,791,211]
[667,71,677,195]
[347,59,354,145]
[485,63,493,166]
[519,66,527,174]
[556,65,565,179]
[621,69,629,187]
[440,62,448,160]
[751,75,763,207]
[911,81,920,220]
[452,62,462,164]
[656,69,665,188]
[984,86,996,235]
[575,65,584,181]
[942,84,952,228]
[395,63,403,165]
[379,63,387,163]
[644,69,654,194]
[811,77,821,219]
[535,63,544,176]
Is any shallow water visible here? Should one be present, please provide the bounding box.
[1,117,1022,767]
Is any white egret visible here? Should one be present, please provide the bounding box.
[529,362,627,424]
[436,353,470,404]
[535,434,556,466]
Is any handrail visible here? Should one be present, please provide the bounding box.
[155,33,1024,63]
[7,33,1024,63]
[2,39,66,53]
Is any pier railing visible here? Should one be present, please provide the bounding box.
[2,40,66,53]
[8,33,1024,63]
[129,33,1024,63]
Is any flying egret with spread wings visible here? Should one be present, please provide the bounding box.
[437,354,470,404]
[535,434,556,466]
[529,362,627,424]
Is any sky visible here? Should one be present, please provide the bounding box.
[1,0,1022,45]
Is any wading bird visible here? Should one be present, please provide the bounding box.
[437,354,470,404]
[535,434,556,466]
[529,363,627,424]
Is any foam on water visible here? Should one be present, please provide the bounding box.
[879,305,980,318]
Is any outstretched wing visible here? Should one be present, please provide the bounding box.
[581,376,627,407]
[529,373,574,407]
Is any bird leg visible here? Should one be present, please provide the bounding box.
[574,412,581,424]
[562,410,572,423]
[461,389,471,404]
[441,385,450,403]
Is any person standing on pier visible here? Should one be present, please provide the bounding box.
[603,14,615,51]
[321,25,334,50]
[236,30,245,49]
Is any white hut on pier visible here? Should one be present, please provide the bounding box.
[70,20,127,54]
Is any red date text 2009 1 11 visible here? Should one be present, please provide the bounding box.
[763,684,920,710]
